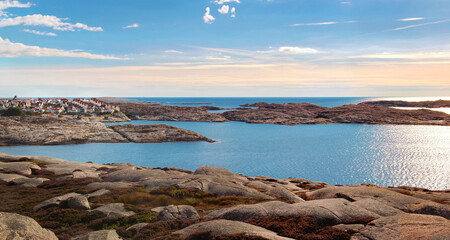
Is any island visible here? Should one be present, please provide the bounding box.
[1,98,449,147]
[0,117,214,146]
[0,152,448,239]
[223,101,450,125]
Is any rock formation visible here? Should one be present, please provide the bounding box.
[0,152,448,239]
[0,117,214,145]
[111,124,214,143]
[222,101,450,125]
[114,102,228,122]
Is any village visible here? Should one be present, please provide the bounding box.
[0,97,120,116]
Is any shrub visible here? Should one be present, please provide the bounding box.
[245,216,351,240]
[0,107,25,116]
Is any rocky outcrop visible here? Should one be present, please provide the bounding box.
[0,117,128,146]
[318,103,450,125]
[1,152,449,240]
[151,205,200,221]
[222,101,450,126]
[93,203,136,218]
[307,185,450,219]
[364,100,450,108]
[0,212,58,240]
[114,102,228,122]
[0,173,48,187]
[34,192,82,210]
[223,102,330,125]
[354,213,450,240]
[174,219,294,240]
[0,117,214,145]
[67,196,91,210]
[111,124,214,143]
[205,199,380,225]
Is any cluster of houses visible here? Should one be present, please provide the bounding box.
[0,98,120,115]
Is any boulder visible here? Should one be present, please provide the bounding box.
[72,171,100,179]
[206,199,379,225]
[352,198,403,217]
[308,185,450,219]
[34,192,81,210]
[357,213,450,240]
[105,168,172,182]
[266,185,305,203]
[93,203,135,218]
[0,173,26,182]
[67,196,91,210]
[174,219,294,240]
[85,189,111,198]
[73,229,121,240]
[0,173,48,187]
[151,205,200,221]
[0,212,58,240]
[0,162,41,175]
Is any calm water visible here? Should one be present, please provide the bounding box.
[0,97,449,190]
[128,97,374,108]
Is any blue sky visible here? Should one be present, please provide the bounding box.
[1,0,450,97]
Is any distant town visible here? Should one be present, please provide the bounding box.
[0,97,120,116]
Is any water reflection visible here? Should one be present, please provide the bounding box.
[1,122,449,190]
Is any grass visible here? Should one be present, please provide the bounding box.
[28,160,50,167]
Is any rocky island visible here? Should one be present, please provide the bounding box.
[0,117,213,146]
[0,152,448,240]
[364,100,450,108]
[222,101,450,125]
[114,102,228,122]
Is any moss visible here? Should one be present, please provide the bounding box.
[28,160,50,167]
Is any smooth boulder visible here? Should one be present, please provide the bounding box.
[174,219,294,240]
[0,212,58,240]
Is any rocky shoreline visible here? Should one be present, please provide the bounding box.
[1,99,449,146]
[0,152,448,239]
[113,100,450,126]
[222,101,450,126]
[0,117,213,146]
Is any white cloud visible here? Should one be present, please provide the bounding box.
[213,0,240,4]
[164,50,183,54]
[398,17,424,21]
[291,22,337,27]
[23,29,56,36]
[0,0,32,16]
[0,35,124,59]
[205,55,231,60]
[394,19,450,31]
[218,5,229,14]
[123,23,139,29]
[0,14,103,31]
[340,1,351,5]
[278,46,319,54]
[203,7,215,24]
[231,7,236,17]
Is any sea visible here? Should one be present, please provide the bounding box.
[1,97,449,190]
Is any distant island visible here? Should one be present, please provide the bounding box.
[0,98,449,146]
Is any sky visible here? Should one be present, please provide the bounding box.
[1,0,450,97]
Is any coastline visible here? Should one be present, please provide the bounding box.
[0,152,449,239]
